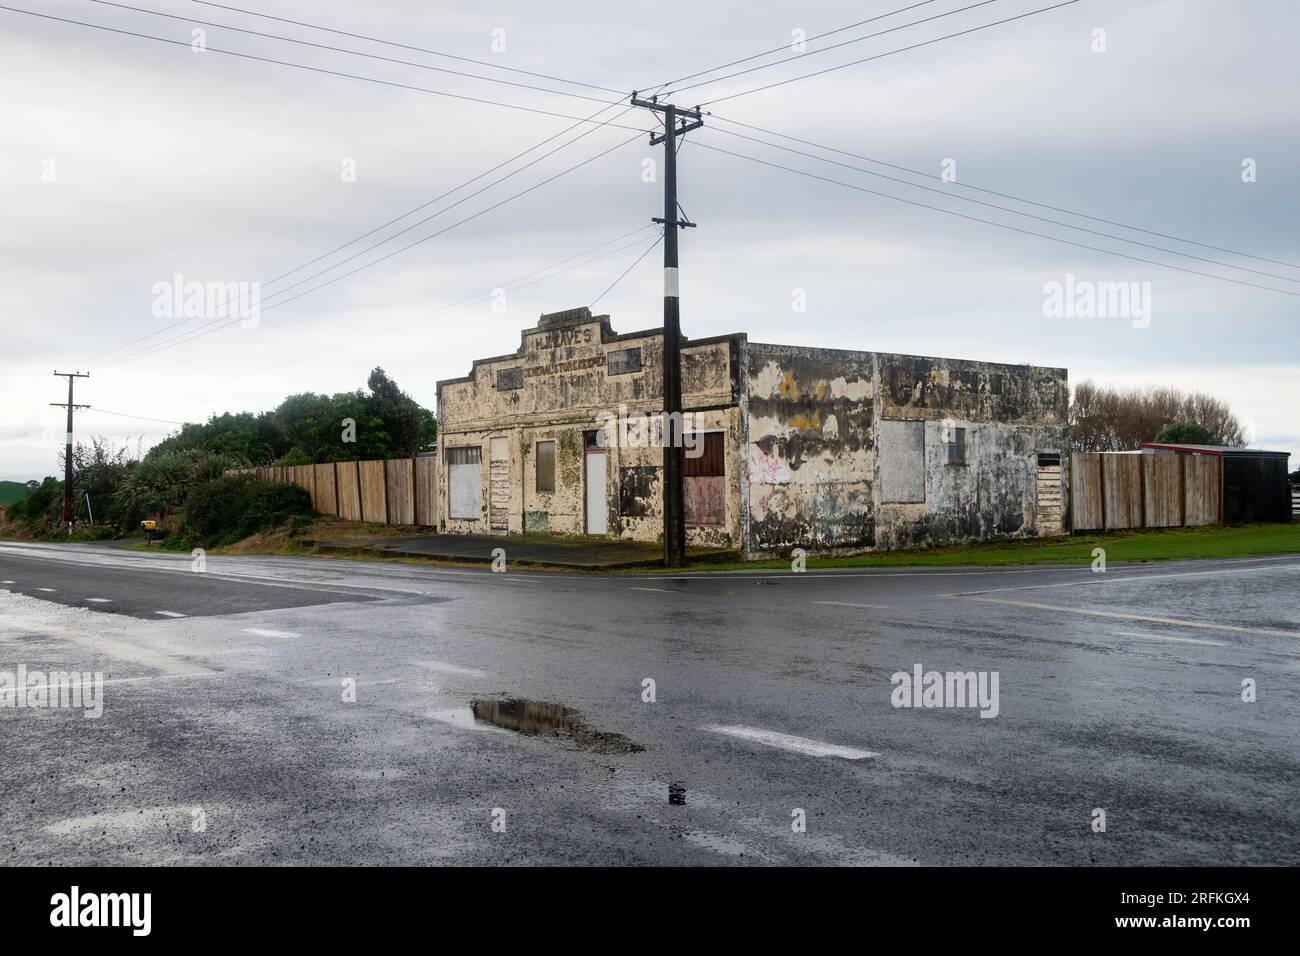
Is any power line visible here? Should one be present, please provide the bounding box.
[92,1,617,107]
[76,98,630,365]
[666,0,1000,97]
[192,0,626,96]
[590,233,664,307]
[0,5,650,130]
[705,126,1300,285]
[94,131,645,369]
[217,225,660,382]
[84,407,185,426]
[708,115,1300,272]
[691,140,1300,297]
[253,108,638,310]
[697,1,1081,106]
[657,0,939,89]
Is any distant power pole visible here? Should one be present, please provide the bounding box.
[51,371,90,532]
[631,93,703,568]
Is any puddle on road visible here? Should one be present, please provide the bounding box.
[434,697,643,755]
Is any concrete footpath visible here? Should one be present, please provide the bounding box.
[311,532,735,569]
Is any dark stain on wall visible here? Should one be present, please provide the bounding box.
[619,466,660,518]
[747,485,877,553]
[683,347,731,396]
[882,354,1067,424]
[747,352,874,472]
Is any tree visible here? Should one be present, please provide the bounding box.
[1069,381,1246,451]
[365,367,435,458]
[141,369,436,466]
[1154,421,1220,445]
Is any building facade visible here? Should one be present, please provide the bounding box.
[436,308,1070,558]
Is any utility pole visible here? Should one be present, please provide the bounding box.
[631,93,702,567]
[51,371,90,533]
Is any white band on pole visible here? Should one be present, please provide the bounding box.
[664,267,680,298]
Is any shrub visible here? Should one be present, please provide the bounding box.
[273,447,313,467]
[1154,421,1221,445]
[184,476,313,546]
[8,478,59,523]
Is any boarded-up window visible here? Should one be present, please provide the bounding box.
[536,440,555,492]
[496,367,524,391]
[447,445,482,519]
[607,347,641,376]
[880,420,925,503]
[684,432,725,526]
[946,426,967,465]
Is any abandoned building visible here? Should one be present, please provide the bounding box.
[435,307,1071,558]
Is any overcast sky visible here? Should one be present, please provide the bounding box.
[2,0,1296,481]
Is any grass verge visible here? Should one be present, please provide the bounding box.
[664,523,1300,573]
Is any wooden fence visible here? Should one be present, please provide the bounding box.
[1070,452,1221,531]
[232,457,438,527]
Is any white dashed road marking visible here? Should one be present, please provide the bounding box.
[702,724,879,760]
[37,587,57,592]
[1,580,15,584]
[243,628,298,639]
[628,587,674,593]
[85,598,112,603]
[154,610,186,618]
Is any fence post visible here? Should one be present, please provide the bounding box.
[1099,454,1107,531]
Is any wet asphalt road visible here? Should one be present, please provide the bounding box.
[1,540,1297,866]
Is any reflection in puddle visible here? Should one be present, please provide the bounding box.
[437,698,644,755]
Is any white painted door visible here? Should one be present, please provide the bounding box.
[585,450,607,535]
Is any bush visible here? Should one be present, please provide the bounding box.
[8,477,59,523]
[273,447,313,467]
[1154,421,1221,445]
[184,476,313,546]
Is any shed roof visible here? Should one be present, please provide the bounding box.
[1140,442,1290,460]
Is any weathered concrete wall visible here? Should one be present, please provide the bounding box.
[872,353,1070,551]
[873,420,1069,550]
[744,345,1068,557]
[437,311,744,548]
[744,344,876,557]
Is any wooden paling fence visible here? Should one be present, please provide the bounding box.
[1070,452,1221,531]
[231,458,438,527]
